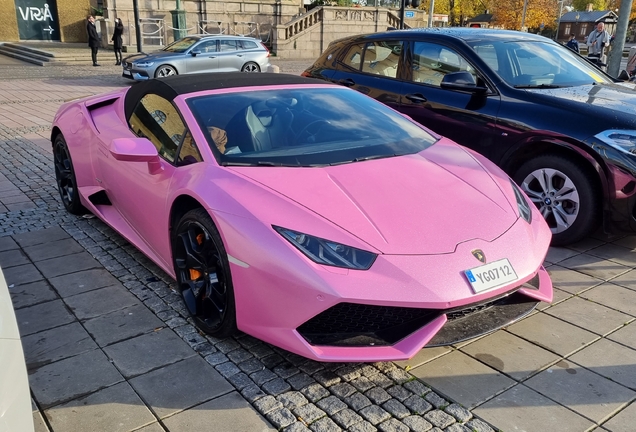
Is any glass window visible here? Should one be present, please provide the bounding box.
[361,41,402,78]
[411,42,476,87]
[473,43,498,70]
[565,24,571,36]
[341,43,365,70]
[580,24,588,36]
[195,40,218,53]
[128,94,185,163]
[162,37,198,53]
[186,87,437,167]
[220,40,239,52]
[177,131,203,166]
[241,40,258,50]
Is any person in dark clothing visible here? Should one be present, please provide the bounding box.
[566,34,579,53]
[87,15,101,66]
[111,18,124,65]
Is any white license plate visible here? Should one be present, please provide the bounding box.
[122,70,131,76]
[464,258,518,293]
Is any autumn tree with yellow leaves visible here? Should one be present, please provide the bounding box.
[488,0,558,30]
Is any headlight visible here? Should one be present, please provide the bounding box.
[594,130,636,154]
[511,180,532,224]
[274,226,377,270]
[134,61,154,68]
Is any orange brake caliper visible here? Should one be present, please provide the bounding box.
[188,233,205,280]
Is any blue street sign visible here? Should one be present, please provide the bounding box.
[405,11,415,18]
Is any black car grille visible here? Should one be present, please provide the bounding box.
[297,287,539,347]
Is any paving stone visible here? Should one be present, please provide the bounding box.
[277,391,309,410]
[365,386,392,405]
[302,383,331,403]
[377,418,409,432]
[385,368,412,385]
[461,330,559,381]
[0,249,29,268]
[444,424,472,432]
[284,422,312,432]
[29,349,124,409]
[227,348,254,363]
[228,372,256,390]
[267,408,297,429]
[3,263,43,286]
[82,303,164,347]
[263,377,292,396]
[254,395,284,415]
[162,391,275,431]
[299,361,325,375]
[216,361,242,378]
[373,362,397,373]
[570,338,636,389]
[252,368,279,385]
[558,253,631,281]
[289,372,316,390]
[332,408,363,429]
[23,237,84,261]
[444,404,472,423]
[330,382,357,399]
[309,417,342,432]
[34,251,101,278]
[546,264,604,293]
[317,395,348,415]
[63,284,141,320]
[238,358,266,375]
[526,360,636,422]
[359,405,391,425]
[403,395,433,415]
[205,351,229,366]
[350,376,375,392]
[424,392,448,410]
[385,399,412,419]
[336,365,362,382]
[402,415,433,432]
[48,268,120,297]
[348,420,378,432]
[262,353,285,369]
[275,362,301,379]
[386,385,412,402]
[129,356,233,419]
[21,322,97,372]
[249,343,275,359]
[12,227,69,247]
[580,283,636,316]
[104,328,195,378]
[403,380,431,397]
[0,235,18,251]
[474,384,592,432]
[45,381,155,432]
[602,400,636,432]
[368,373,395,389]
[608,321,636,347]
[294,403,327,424]
[423,410,455,429]
[14,299,75,336]
[545,296,632,335]
[314,370,342,387]
[8,279,57,309]
[241,384,267,403]
[345,392,372,411]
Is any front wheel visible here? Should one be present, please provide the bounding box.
[155,65,177,78]
[53,134,86,215]
[513,155,601,246]
[241,62,260,73]
[172,208,237,337]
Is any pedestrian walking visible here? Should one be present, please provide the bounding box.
[587,21,610,67]
[566,34,579,53]
[112,18,124,65]
[87,15,101,67]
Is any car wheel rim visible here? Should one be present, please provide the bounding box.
[53,142,76,207]
[158,67,174,77]
[243,63,258,72]
[175,221,227,330]
[520,168,580,234]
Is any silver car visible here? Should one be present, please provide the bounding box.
[122,34,271,81]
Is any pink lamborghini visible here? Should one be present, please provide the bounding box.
[51,73,552,362]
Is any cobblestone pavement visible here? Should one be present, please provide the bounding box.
[1,55,636,432]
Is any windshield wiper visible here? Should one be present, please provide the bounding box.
[221,161,300,167]
[353,154,396,162]
[514,84,569,89]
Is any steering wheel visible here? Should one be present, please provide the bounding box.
[296,120,331,144]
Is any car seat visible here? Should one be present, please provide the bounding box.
[245,100,294,151]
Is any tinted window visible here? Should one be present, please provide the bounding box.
[163,37,198,53]
[361,41,402,78]
[411,42,476,87]
[220,40,239,52]
[195,40,218,53]
[177,131,203,166]
[241,40,258,50]
[128,94,186,163]
[187,87,437,167]
[341,43,364,70]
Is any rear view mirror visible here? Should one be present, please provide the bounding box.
[110,137,158,162]
[440,71,488,93]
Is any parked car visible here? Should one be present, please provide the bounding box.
[51,73,552,361]
[0,268,35,432]
[303,28,636,245]
[122,34,270,80]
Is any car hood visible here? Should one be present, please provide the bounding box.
[124,51,180,63]
[527,82,636,116]
[230,140,518,255]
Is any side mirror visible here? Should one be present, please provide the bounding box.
[190,49,201,57]
[110,138,162,174]
[440,71,488,93]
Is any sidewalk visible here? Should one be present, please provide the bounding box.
[0,54,635,432]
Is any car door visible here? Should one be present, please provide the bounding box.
[217,39,244,71]
[97,93,182,263]
[399,40,502,157]
[328,40,404,112]
[185,40,219,73]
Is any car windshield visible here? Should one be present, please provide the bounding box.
[471,40,614,88]
[187,87,437,167]
[162,37,198,53]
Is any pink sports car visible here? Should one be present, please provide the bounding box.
[51,73,553,362]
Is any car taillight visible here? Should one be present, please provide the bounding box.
[301,71,311,77]
[260,42,270,57]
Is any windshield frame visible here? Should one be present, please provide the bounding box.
[162,37,200,53]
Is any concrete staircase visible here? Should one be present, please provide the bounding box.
[0,42,95,66]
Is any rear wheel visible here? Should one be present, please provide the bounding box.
[241,62,260,73]
[513,155,600,246]
[155,65,177,78]
[172,208,237,337]
[53,134,86,215]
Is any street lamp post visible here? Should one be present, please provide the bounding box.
[133,0,142,53]
[555,0,564,42]
[521,0,528,31]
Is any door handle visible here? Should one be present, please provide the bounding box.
[405,93,427,103]
[338,78,355,87]
[237,54,243,57]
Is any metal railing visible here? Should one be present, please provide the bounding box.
[138,18,165,46]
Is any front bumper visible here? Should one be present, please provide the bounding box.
[121,62,150,81]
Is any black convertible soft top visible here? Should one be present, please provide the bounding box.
[124,72,326,120]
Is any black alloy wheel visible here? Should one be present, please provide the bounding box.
[53,134,85,215]
[173,208,237,337]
